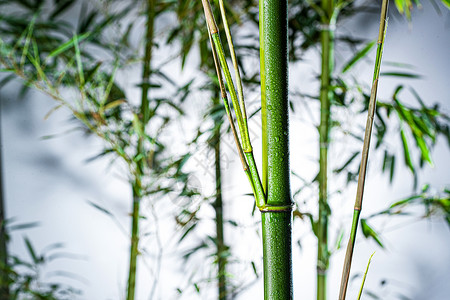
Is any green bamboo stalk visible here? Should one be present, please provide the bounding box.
[317,1,335,299]
[211,89,227,300]
[338,1,389,299]
[260,1,293,299]
[203,1,292,297]
[127,0,155,299]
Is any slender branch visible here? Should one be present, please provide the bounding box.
[317,0,335,298]
[202,0,265,208]
[338,1,389,299]
[217,0,249,136]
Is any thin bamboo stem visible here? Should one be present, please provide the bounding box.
[127,192,140,300]
[212,90,227,300]
[260,0,293,298]
[317,1,335,299]
[202,0,265,208]
[217,0,249,135]
[338,1,389,299]
[127,1,155,299]
[211,33,250,151]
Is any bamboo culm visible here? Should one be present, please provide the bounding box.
[317,1,335,299]
[202,0,293,298]
[212,89,227,300]
[338,1,389,299]
[127,0,155,299]
[260,0,293,299]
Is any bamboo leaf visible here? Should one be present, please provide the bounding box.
[86,200,113,217]
[442,0,450,9]
[179,222,197,243]
[48,32,90,58]
[342,40,376,73]
[102,99,125,111]
[9,222,40,231]
[380,71,422,79]
[411,132,433,165]
[50,0,76,19]
[333,151,359,174]
[44,104,64,120]
[24,237,40,264]
[251,261,259,278]
[360,219,384,248]
[400,128,415,174]
[389,195,421,208]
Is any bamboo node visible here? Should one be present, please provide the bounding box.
[259,203,294,213]
[319,23,336,31]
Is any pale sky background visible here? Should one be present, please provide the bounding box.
[1,1,449,300]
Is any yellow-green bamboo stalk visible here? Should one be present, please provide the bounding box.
[217,0,249,136]
[338,1,389,299]
[202,0,265,208]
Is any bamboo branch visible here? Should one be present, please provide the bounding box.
[338,1,389,299]
[202,0,265,208]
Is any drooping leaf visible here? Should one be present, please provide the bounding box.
[334,151,359,174]
[24,237,40,264]
[360,219,384,248]
[342,40,376,73]
[179,222,197,243]
[400,128,415,174]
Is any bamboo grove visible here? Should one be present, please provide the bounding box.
[0,0,449,299]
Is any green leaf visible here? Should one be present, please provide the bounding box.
[179,222,197,243]
[400,128,415,174]
[102,99,125,111]
[441,0,450,9]
[48,32,90,58]
[342,40,376,73]
[251,261,259,278]
[360,219,384,248]
[86,200,113,217]
[389,195,421,208]
[380,72,422,79]
[411,131,433,165]
[333,151,359,174]
[9,222,40,231]
[50,0,76,19]
[24,237,40,264]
